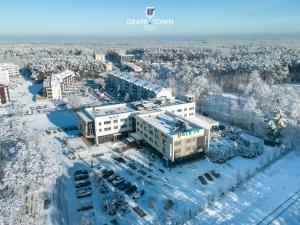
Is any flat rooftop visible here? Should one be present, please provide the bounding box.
[137,112,202,137]
[185,114,219,130]
[131,98,191,110]
[85,103,135,118]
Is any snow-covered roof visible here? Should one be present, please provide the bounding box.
[137,112,202,137]
[43,70,75,88]
[85,103,135,118]
[185,114,219,130]
[110,73,164,94]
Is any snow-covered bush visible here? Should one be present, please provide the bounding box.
[237,137,264,159]
[207,143,238,164]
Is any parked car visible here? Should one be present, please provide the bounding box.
[204,173,213,181]
[76,191,92,198]
[67,153,76,160]
[198,176,208,185]
[118,181,131,191]
[211,170,220,178]
[108,174,118,182]
[77,204,93,212]
[103,170,114,179]
[74,169,88,176]
[75,181,91,189]
[112,177,124,186]
[113,157,126,163]
[125,185,137,195]
[74,174,89,181]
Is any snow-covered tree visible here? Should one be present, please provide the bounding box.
[265,108,287,143]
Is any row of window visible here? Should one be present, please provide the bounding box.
[99,118,129,126]
[99,124,127,132]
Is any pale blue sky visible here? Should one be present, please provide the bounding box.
[0,0,299,37]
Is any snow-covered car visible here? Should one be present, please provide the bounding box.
[112,177,124,186]
[74,169,88,176]
[75,181,91,189]
[74,174,89,181]
[76,190,92,199]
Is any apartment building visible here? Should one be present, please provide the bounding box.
[133,111,211,167]
[77,103,135,144]
[0,63,19,82]
[120,54,135,63]
[95,52,106,62]
[0,84,10,105]
[43,70,75,100]
[0,70,10,86]
[107,73,173,101]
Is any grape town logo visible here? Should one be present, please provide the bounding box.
[146,7,155,19]
[126,7,174,31]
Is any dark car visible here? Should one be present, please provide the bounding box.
[74,169,88,176]
[75,181,91,188]
[125,185,137,195]
[103,170,114,179]
[112,177,125,187]
[204,173,213,181]
[74,174,89,181]
[118,181,131,191]
[113,157,126,163]
[77,204,93,212]
[108,175,118,182]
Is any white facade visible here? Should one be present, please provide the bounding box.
[43,70,75,100]
[95,52,106,62]
[0,70,10,86]
[80,103,135,144]
[0,63,19,81]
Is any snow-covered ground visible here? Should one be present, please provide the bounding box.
[1,76,299,225]
[186,150,300,225]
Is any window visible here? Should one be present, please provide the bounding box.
[99,129,102,132]
[120,118,126,122]
[162,147,166,153]
[104,121,111,125]
[155,141,158,146]
[163,139,167,146]
[88,123,93,129]
[189,113,194,116]
[149,137,153,142]
[98,122,101,125]
[155,133,159,139]
[177,109,182,112]
[184,114,187,117]
[113,120,118,123]
[144,133,148,138]
[184,108,187,111]
[189,107,195,110]
[121,124,127,128]
[144,126,148,131]
[104,127,111,131]
[137,128,140,132]
[137,122,140,126]
[149,130,153,135]
[114,126,118,129]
